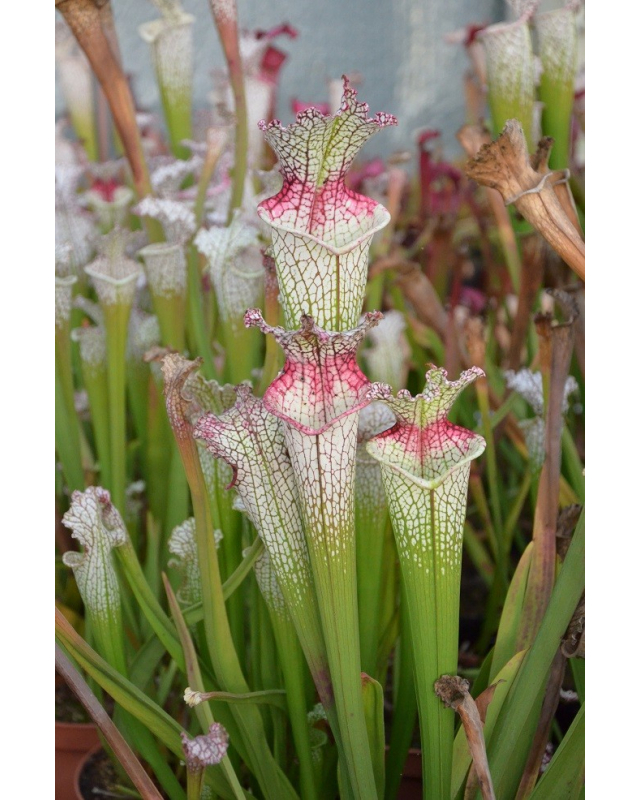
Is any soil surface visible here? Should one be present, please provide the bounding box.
[77,749,121,799]
[55,681,90,724]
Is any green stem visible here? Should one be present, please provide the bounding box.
[103,301,133,512]
[463,523,495,587]
[496,207,522,293]
[561,426,585,503]
[158,78,192,160]
[400,491,459,800]
[469,471,499,562]
[152,291,187,352]
[355,499,387,678]
[384,584,417,800]
[146,375,173,526]
[164,574,246,800]
[68,531,184,798]
[187,247,217,378]
[143,515,162,603]
[82,358,112,492]
[116,539,187,671]
[194,138,226,226]
[186,769,204,800]
[221,536,264,600]
[55,364,85,492]
[295,434,377,800]
[205,457,246,667]
[503,470,532,552]
[222,321,261,384]
[55,325,85,490]
[270,615,319,800]
[165,441,191,536]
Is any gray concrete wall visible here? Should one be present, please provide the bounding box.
[57,0,504,159]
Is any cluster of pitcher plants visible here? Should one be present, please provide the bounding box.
[55,1,585,798]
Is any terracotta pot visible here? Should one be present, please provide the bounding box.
[73,743,103,800]
[56,720,100,800]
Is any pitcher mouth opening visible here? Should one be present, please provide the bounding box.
[256,202,390,255]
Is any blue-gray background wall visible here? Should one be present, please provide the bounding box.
[57,0,505,160]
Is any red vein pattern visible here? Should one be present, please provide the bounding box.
[257,76,396,330]
[367,367,486,571]
[194,385,331,700]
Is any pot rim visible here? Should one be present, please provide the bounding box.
[73,743,104,800]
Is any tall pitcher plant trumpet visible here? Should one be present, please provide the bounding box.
[196,78,486,799]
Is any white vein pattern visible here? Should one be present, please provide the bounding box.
[252,546,287,619]
[55,275,77,330]
[355,402,396,521]
[479,17,535,133]
[244,313,384,561]
[138,242,188,298]
[84,187,134,231]
[210,0,237,24]
[367,367,486,572]
[194,212,264,331]
[257,77,396,330]
[504,368,578,416]
[504,367,578,472]
[181,723,229,771]
[185,373,239,522]
[55,166,97,276]
[55,242,73,277]
[151,156,203,197]
[85,230,142,307]
[362,309,410,391]
[55,20,94,149]
[61,487,126,619]
[194,386,318,619]
[194,385,331,692]
[71,325,107,372]
[134,197,196,245]
[169,516,222,605]
[365,367,486,798]
[127,309,161,370]
[139,10,194,108]
[535,6,577,82]
[246,309,388,794]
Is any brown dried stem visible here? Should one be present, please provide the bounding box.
[507,235,545,370]
[531,137,582,237]
[562,282,585,378]
[516,295,576,649]
[465,120,585,281]
[375,167,408,256]
[458,123,522,291]
[371,256,449,338]
[515,650,566,799]
[435,676,496,800]
[207,0,248,217]
[56,0,153,202]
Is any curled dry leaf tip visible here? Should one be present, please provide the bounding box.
[465,120,585,281]
[435,675,496,800]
